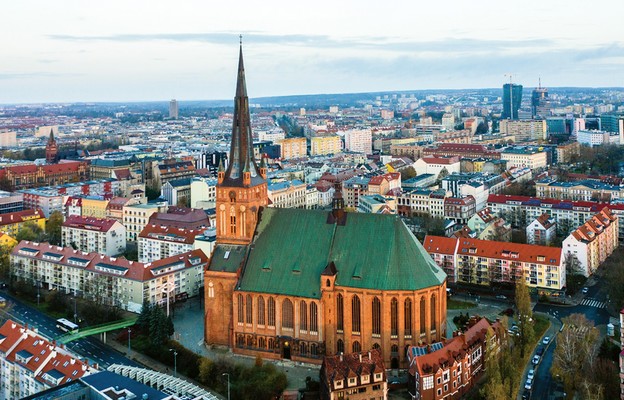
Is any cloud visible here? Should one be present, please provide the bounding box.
[0,72,83,80]
[48,31,561,54]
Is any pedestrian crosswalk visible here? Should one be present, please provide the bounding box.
[579,298,605,308]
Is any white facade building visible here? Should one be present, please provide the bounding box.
[343,128,373,154]
[62,216,126,256]
[138,224,201,263]
[190,177,218,209]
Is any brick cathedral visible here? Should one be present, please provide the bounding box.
[204,43,448,368]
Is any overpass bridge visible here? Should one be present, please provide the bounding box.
[56,317,137,344]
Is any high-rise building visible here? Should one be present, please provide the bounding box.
[169,99,179,119]
[502,83,523,120]
[531,81,550,118]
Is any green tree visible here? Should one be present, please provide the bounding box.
[552,313,600,394]
[149,305,169,346]
[137,300,152,332]
[16,221,44,242]
[46,211,63,245]
[480,328,508,400]
[0,244,14,280]
[400,166,417,180]
[514,278,534,358]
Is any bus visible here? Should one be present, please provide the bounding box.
[56,318,79,333]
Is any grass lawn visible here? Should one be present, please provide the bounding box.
[533,315,550,339]
[447,298,477,309]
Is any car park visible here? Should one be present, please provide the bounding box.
[532,355,540,365]
[527,369,534,380]
[524,378,533,390]
[543,336,550,345]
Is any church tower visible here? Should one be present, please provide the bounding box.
[216,40,268,245]
[45,129,58,164]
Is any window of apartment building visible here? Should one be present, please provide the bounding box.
[443,370,449,383]
[423,376,434,390]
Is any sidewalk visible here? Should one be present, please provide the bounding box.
[106,337,225,400]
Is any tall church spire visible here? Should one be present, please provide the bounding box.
[223,37,263,187]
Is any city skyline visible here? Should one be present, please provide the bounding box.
[2,0,624,104]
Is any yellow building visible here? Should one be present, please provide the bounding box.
[0,233,17,249]
[81,197,110,218]
[310,136,342,156]
[277,137,307,159]
[0,210,46,238]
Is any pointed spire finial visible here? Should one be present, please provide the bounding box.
[240,34,243,45]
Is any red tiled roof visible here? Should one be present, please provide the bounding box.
[455,237,562,266]
[0,209,45,227]
[570,208,616,243]
[139,224,204,244]
[113,168,132,180]
[423,235,458,255]
[321,348,385,388]
[62,215,119,232]
[421,156,460,165]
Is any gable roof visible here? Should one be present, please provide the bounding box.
[234,208,446,298]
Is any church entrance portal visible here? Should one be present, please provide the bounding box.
[282,341,291,360]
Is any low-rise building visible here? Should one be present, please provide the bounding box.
[397,189,450,218]
[423,235,565,293]
[0,209,46,238]
[500,147,548,170]
[358,195,396,214]
[526,213,557,245]
[320,349,387,400]
[536,178,623,202]
[10,241,207,312]
[562,207,618,277]
[148,206,211,230]
[62,215,126,257]
[444,196,476,224]
[0,190,23,214]
[267,180,306,209]
[407,317,499,400]
[466,208,511,241]
[161,178,192,207]
[0,320,96,399]
[414,156,461,177]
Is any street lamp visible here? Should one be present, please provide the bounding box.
[222,373,230,400]
[127,328,131,353]
[36,282,40,307]
[73,291,78,324]
[169,348,178,377]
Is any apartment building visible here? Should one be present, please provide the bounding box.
[311,136,342,156]
[368,173,401,196]
[343,128,373,154]
[64,196,110,219]
[10,241,207,312]
[562,208,618,277]
[138,224,202,263]
[500,147,548,170]
[444,196,476,224]
[277,137,307,159]
[488,194,624,240]
[414,156,461,177]
[397,189,450,218]
[320,349,387,400]
[342,176,370,208]
[61,215,126,257]
[123,202,168,242]
[526,213,557,245]
[535,178,624,202]
[0,190,23,215]
[423,236,565,294]
[499,119,547,142]
[0,320,96,399]
[0,209,46,238]
[190,176,217,208]
[267,180,306,209]
[408,317,499,400]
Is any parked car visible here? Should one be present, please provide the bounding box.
[522,390,531,399]
[542,336,550,345]
[536,347,544,356]
[496,294,507,300]
[524,378,533,390]
[527,369,534,380]
[582,287,589,294]
[532,355,540,365]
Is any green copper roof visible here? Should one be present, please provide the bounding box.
[209,244,248,273]
[236,208,446,299]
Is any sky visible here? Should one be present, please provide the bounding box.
[2,0,624,104]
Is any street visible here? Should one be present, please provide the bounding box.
[0,291,139,369]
